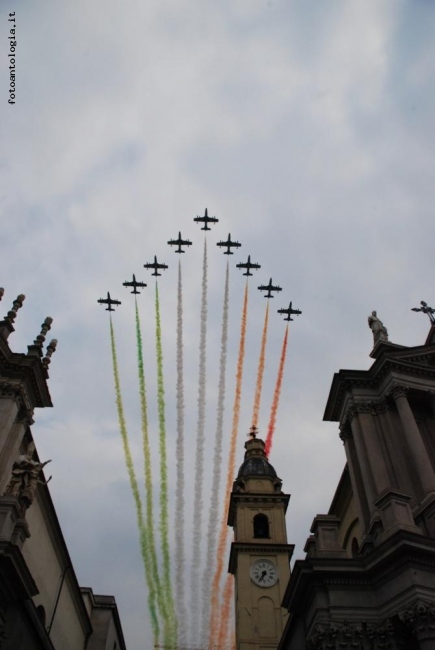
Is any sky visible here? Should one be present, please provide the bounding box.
[1,0,435,648]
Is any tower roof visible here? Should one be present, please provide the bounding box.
[236,436,277,479]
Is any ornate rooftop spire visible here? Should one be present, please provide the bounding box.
[27,317,53,357]
[0,293,25,339]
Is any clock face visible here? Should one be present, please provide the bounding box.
[250,559,278,587]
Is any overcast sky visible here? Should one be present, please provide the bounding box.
[1,0,435,648]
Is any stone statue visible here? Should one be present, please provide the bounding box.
[368,311,389,345]
[4,442,51,513]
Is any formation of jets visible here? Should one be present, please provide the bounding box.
[97,210,302,322]
[277,301,302,321]
[168,232,192,254]
[123,274,147,294]
[98,292,121,312]
[194,208,218,231]
[236,255,261,276]
[258,278,282,299]
[216,233,241,255]
[144,256,168,276]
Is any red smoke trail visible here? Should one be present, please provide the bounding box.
[251,301,269,428]
[265,325,289,457]
[217,575,234,647]
[209,282,249,644]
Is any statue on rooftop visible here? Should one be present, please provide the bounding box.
[368,311,389,345]
[4,441,51,514]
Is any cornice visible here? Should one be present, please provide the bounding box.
[324,348,435,422]
[282,530,435,612]
[228,492,290,526]
[0,348,53,410]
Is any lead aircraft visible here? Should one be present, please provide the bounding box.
[193,208,219,230]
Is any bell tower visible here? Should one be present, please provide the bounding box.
[228,431,294,650]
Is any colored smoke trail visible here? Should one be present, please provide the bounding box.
[175,261,188,644]
[265,325,289,457]
[200,261,230,645]
[218,575,234,647]
[135,298,167,635]
[251,301,270,428]
[209,281,249,644]
[190,238,208,639]
[109,317,160,641]
[155,284,177,644]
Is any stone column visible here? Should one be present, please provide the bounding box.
[391,385,435,497]
[0,386,20,450]
[340,421,371,533]
[355,406,391,496]
[347,404,378,515]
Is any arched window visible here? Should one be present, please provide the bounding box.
[253,513,269,538]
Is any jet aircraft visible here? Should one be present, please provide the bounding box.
[216,233,241,255]
[122,274,147,294]
[277,301,302,321]
[236,255,261,276]
[97,292,121,312]
[193,208,219,231]
[143,256,169,276]
[168,232,192,254]
[258,278,282,299]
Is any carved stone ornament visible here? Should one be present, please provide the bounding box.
[399,600,435,642]
[389,383,409,401]
[307,619,410,650]
[306,621,364,650]
[366,619,396,649]
[339,421,353,443]
[345,399,389,423]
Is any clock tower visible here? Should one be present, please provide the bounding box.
[228,432,294,650]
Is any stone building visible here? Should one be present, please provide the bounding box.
[0,291,126,649]
[229,312,435,650]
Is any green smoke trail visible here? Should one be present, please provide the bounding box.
[109,316,160,641]
[135,298,167,635]
[155,284,177,644]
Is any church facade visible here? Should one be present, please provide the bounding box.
[230,316,435,650]
[0,292,126,649]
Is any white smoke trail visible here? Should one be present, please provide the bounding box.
[175,260,188,644]
[190,238,208,640]
[200,261,230,645]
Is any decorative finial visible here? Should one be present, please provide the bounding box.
[4,294,25,325]
[42,339,58,369]
[27,317,53,358]
[0,288,4,302]
[411,301,435,325]
[248,425,258,439]
[33,317,53,348]
[368,310,388,346]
